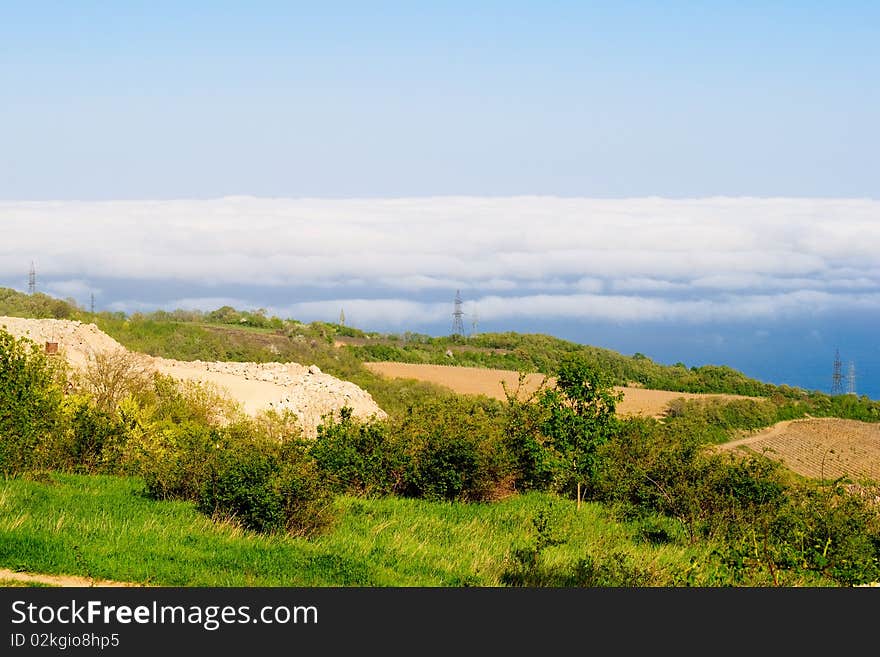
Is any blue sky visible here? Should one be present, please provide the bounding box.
[1,2,878,198]
[1,3,879,397]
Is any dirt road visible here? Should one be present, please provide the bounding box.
[0,568,139,587]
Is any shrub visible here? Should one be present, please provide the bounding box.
[311,407,405,496]
[199,435,335,537]
[393,396,512,502]
[663,397,783,444]
[137,420,220,500]
[74,348,152,414]
[0,329,65,475]
[502,373,555,492]
[130,386,335,538]
[61,395,124,473]
[593,417,790,543]
[150,374,242,426]
[719,481,880,586]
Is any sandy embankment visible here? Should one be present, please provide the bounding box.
[0,317,386,437]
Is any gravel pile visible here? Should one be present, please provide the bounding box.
[1,316,386,437]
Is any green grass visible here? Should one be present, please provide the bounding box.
[0,473,711,587]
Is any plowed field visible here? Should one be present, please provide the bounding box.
[363,362,759,418]
[718,418,880,482]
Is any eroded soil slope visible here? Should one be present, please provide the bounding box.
[0,316,386,437]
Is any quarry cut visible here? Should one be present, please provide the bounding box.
[0,316,387,437]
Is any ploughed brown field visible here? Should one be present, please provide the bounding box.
[718,418,880,482]
[363,361,759,418]
[365,362,880,483]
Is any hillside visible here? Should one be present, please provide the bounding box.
[0,286,801,398]
[0,315,386,437]
[717,417,880,482]
[363,361,762,418]
[3,286,880,589]
[2,286,880,424]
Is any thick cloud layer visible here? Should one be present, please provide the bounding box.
[3,196,878,325]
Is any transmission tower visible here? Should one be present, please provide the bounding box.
[90,292,95,314]
[28,261,36,295]
[471,310,479,337]
[339,308,345,327]
[847,361,856,395]
[831,349,844,396]
[452,290,464,336]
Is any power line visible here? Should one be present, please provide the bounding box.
[831,348,844,396]
[452,290,464,336]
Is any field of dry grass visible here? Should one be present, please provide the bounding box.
[363,361,759,418]
[718,417,880,482]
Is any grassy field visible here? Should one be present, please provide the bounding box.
[0,473,714,587]
[1,289,876,588]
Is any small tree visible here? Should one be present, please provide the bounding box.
[540,357,622,509]
[76,348,152,413]
[502,372,554,492]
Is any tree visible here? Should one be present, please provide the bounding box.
[540,356,622,509]
[76,348,152,413]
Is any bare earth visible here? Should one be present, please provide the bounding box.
[0,317,386,437]
[363,361,759,418]
[718,417,880,482]
[0,568,139,587]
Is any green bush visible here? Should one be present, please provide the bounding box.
[313,397,515,503]
[393,396,512,502]
[311,407,405,496]
[137,420,220,500]
[594,416,790,543]
[719,481,880,586]
[501,374,555,492]
[663,397,784,444]
[131,391,335,538]
[0,329,66,475]
[199,439,335,536]
[62,396,123,473]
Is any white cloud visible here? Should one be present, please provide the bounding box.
[107,297,256,314]
[261,289,880,326]
[43,279,99,299]
[272,298,450,327]
[611,277,688,292]
[2,196,879,324]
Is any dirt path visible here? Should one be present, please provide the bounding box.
[0,568,141,587]
[714,417,826,452]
